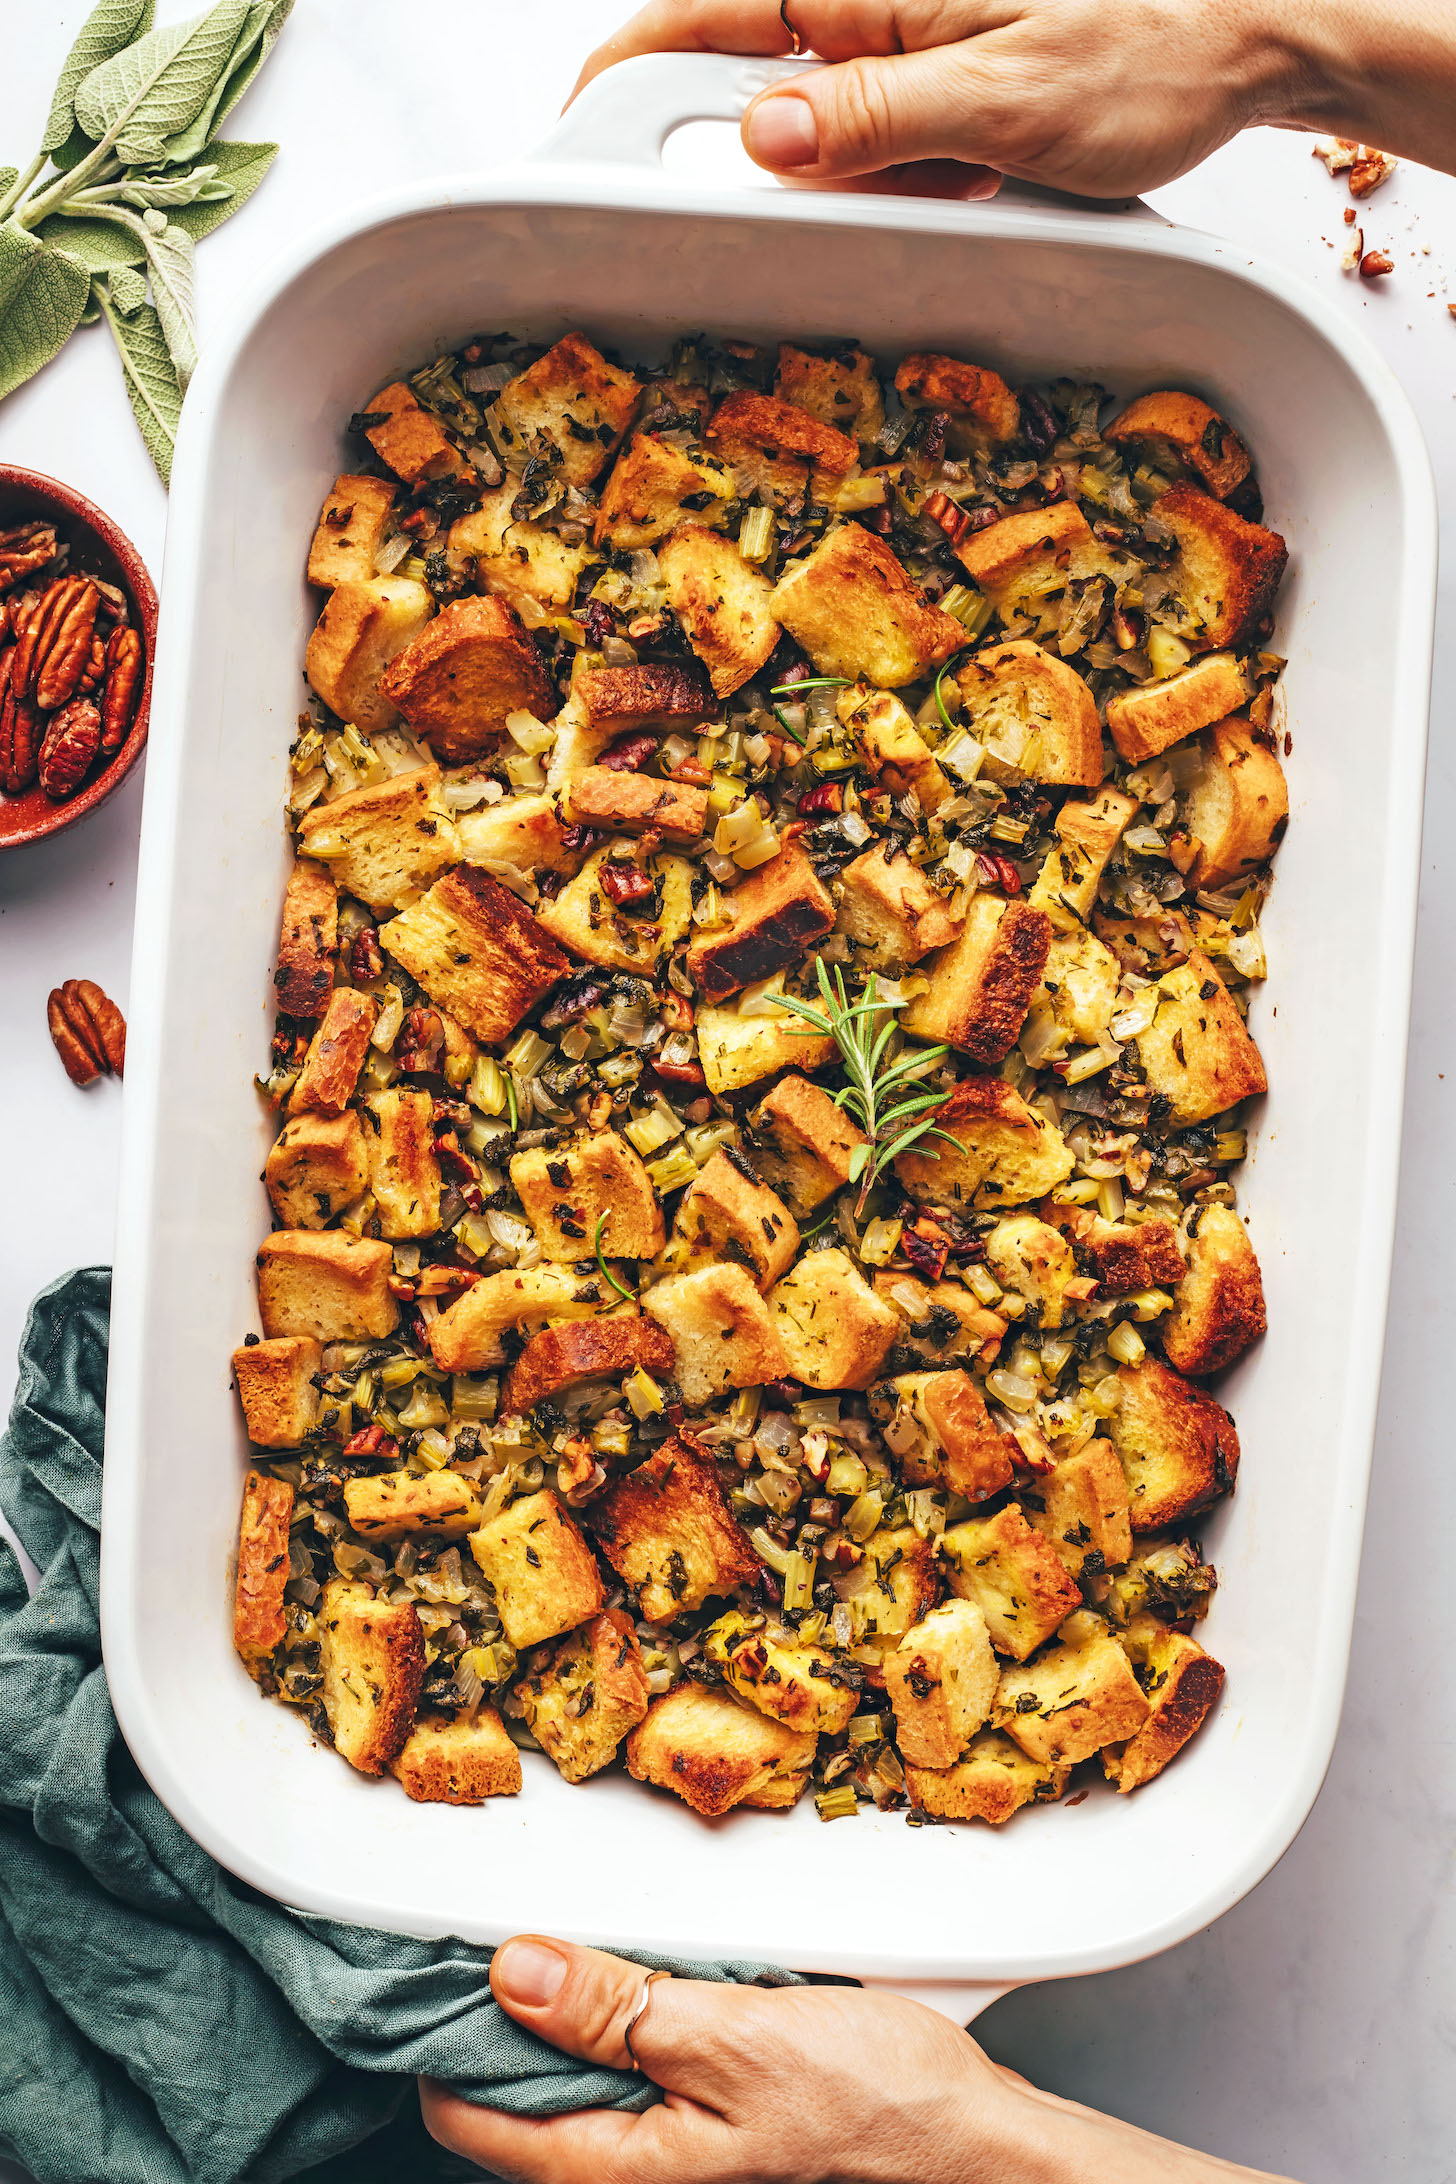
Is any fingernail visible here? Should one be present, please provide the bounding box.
[495,1940,568,2007]
[746,95,819,169]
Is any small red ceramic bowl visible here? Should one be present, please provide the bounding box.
[0,465,157,851]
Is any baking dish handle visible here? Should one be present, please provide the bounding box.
[856,1975,1013,2025]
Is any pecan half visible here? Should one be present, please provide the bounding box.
[34,578,99,710]
[348,924,384,983]
[47,980,125,1086]
[14,576,80,699]
[0,649,41,794]
[3,588,41,646]
[100,625,143,753]
[38,698,101,800]
[77,632,107,698]
[0,521,58,594]
[92,579,130,627]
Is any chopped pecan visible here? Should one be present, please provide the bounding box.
[0,521,57,594]
[47,979,125,1086]
[348,924,385,983]
[397,1006,444,1073]
[38,698,101,800]
[92,579,130,627]
[100,624,143,753]
[77,632,107,698]
[34,578,99,710]
[0,651,41,793]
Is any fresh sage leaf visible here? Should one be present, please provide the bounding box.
[42,0,156,154]
[47,124,104,177]
[109,263,149,316]
[80,280,105,328]
[74,0,253,166]
[0,228,91,401]
[114,162,231,210]
[102,296,181,483]
[33,213,147,274]
[139,218,197,390]
[0,171,17,208]
[159,0,293,167]
[163,139,275,244]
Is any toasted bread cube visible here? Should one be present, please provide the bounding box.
[448,482,592,612]
[894,351,1020,450]
[686,840,835,1003]
[672,1149,799,1292]
[1043,1203,1185,1295]
[1029,788,1140,932]
[456,790,582,878]
[770,1247,899,1391]
[363,381,469,486]
[982,1215,1083,1327]
[233,1468,294,1663]
[589,1437,758,1622]
[503,1317,676,1416]
[545,681,621,793]
[1093,907,1196,975]
[886,1599,998,1768]
[493,332,641,489]
[579,663,714,736]
[511,1128,665,1264]
[957,640,1103,789]
[954,503,1120,622]
[641,1263,789,1406]
[1139,949,1267,1125]
[1184,715,1288,888]
[1038,927,1120,1047]
[838,685,950,813]
[887,1370,1017,1502]
[904,1730,1069,1823]
[1105,651,1249,764]
[344,1468,484,1543]
[708,388,858,500]
[775,343,885,441]
[297,766,461,913]
[896,1075,1073,1213]
[517,1608,651,1782]
[391,1708,522,1803]
[1109,1356,1240,1532]
[659,525,780,698]
[1104,390,1252,502]
[697,1000,835,1097]
[304,575,434,736]
[379,595,553,765]
[379,865,568,1045]
[535,839,694,974]
[287,989,377,1117]
[318,1578,426,1775]
[626,1682,816,1816]
[902,894,1052,1065]
[359,1089,441,1239]
[468,1488,605,1649]
[595,432,735,550]
[872,1272,1007,1368]
[562,764,707,844]
[431,1265,624,1373]
[995,1623,1150,1765]
[1154,486,1288,652]
[232,1335,322,1449]
[857,1525,941,1643]
[772,525,963,687]
[275,856,337,1021]
[835,846,962,969]
[256,1231,397,1343]
[265,1111,369,1229]
[1162,1202,1266,1376]
[1027,1441,1133,1578]
[747,1074,868,1217]
[941,1504,1082,1660]
[1103,1616,1225,1791]
[307,473,399,588]
[703,1609,860,1736]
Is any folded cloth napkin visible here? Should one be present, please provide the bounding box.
[0,1270,798,2184]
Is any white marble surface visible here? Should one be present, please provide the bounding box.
[1,7,1453,2179]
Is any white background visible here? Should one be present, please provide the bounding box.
[1,7,1453,2179]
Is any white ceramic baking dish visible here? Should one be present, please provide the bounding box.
[102,55,1435,2023]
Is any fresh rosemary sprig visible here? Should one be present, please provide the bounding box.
[773,961,958,1217]
[594,1213,636,1305]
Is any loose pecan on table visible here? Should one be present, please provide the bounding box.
[100,624,143,752]
[0,649,40,793]
[37,698,101,800]
[47,979,127,1087]
[0,522,57,594]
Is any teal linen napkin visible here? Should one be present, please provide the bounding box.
[0,1269,799,2184]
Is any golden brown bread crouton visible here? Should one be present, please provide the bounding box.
[493,332,641,489]
[885,1599,998,1768]
[702,1609,861,1736]
[1036,927,1120,1047]
[658,525,780,698]
[904,1731,1069,1823]
[233,1469,294,1663]
[468,1488,606,1649]
[837,685,951,813]
[696,1001,836,1097]
[1108,1356,1240,1532]
[510,1128,665,1263]
[318,1578,426,1775]
[287,989,377,1117]
[264,1112,368,1230]
[456,790,582,878]
[1042,1203,1185,1295]
[429,1264,622,1372]
[1104,651,1249,764]
[834,846,962,969]
[747,1074,868,1217]
[1138,949,1267,1126]
[594,432,735,550]
[855,1525,942,1644]
[343,1468,484,1543]
[275,857,337,1021]
[379,865,568,1045]
[901,894,1052,1065]
[953,503,1119,622]
[671,1149,799,1292]
[1162,1202,1266,1376]
[516,1608,650,1782]
[232,1336,322,1449]
[894,352,1020,450]
[448,483,594,613]
[895,1074,1073,1213]
[1104,390,1251,503]
[641,1263,790,1406]
[1026,1441,1133,1578]
[981,1215,1087,1326]
[360,1089,441,1240]
[392,1709,522,1803]
[297,766,461,912]
[562,765,707,844]
[706,389,857,501]
[885,1369,1018,1502]
[379,595,554,765]
[626,1681,816,1816]
[686,839,835,1003]
[772,525,964,687]
[256,1232,397,1343]
[941,1504,1082,1659]
[1028,787,1139,931]
[994,1622,1150,1765]
[304,575,434,736]
[363,381,470,486]
[775,343,885,441]
[957,640,1103,789]
[579,663,714,735]
[534,839,694,974]
[1103,1615,1225,1791]
[1184,715,1288,889]
[769,1247,900,1391]
[589,1437,758,1623]
[1154,485,1288,651]
[503,1317,676,1416]
[307,474,399,590]
[872,1272,1007,1368]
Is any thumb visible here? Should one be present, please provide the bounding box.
[490,1934,718,2090]
[742,44,995,179]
